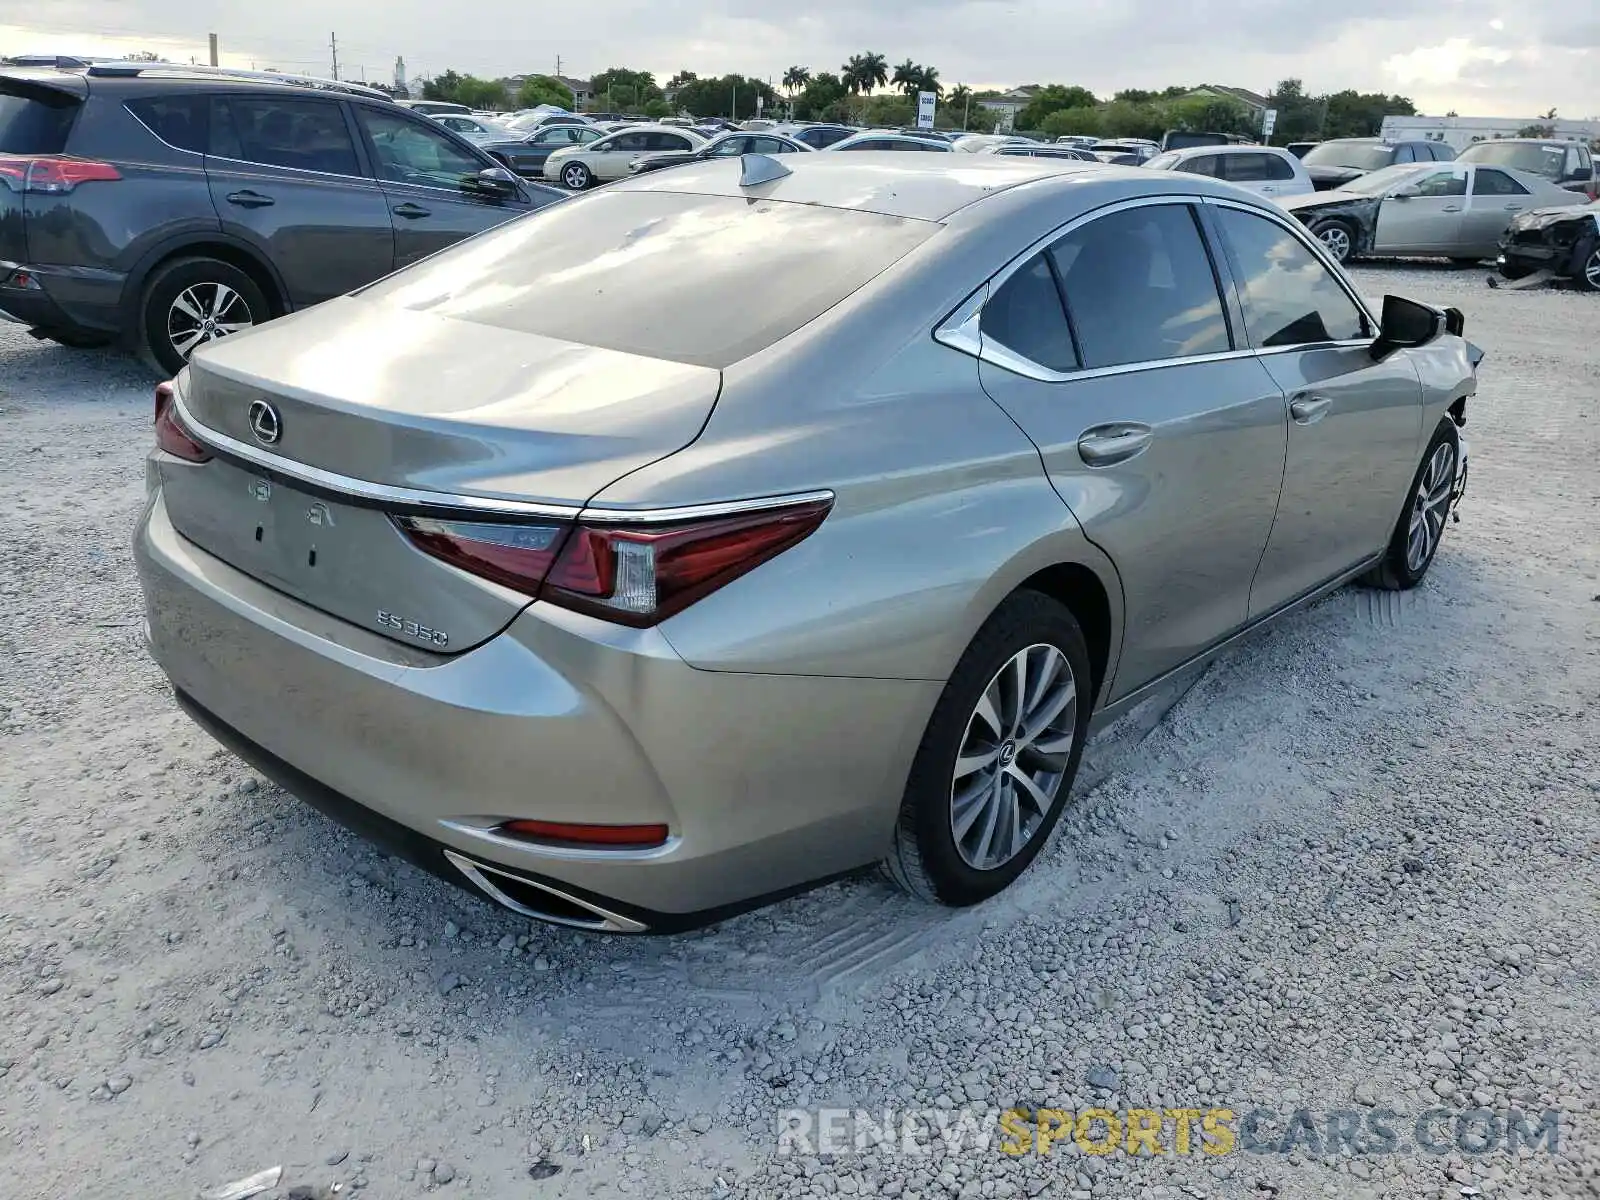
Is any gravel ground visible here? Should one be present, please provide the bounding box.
[1,264,1597,1200]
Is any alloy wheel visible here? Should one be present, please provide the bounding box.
[1405,441,1456,572]
[167,282,254,361]
[950,643,1078,871]
[1318,225,1352,263]
[1583,248,1600,292]
[562,163,588,189]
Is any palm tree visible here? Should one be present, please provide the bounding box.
[781,65,810,94]
[892,59,920,97]
[916,66,942,97]
[861,51,889,93]
[948,83,972,129]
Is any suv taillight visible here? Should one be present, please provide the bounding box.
[154,381,211,462]
[0,155,122,194]
[395,496,831,627]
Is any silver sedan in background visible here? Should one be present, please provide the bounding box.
[135,155,1478,933]
[1279,161,1587,264]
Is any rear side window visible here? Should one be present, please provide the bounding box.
[980,254,1078,371]
[1212,206,1367,347]
[1471,168,1528,196]
[0,84,79,153]
[360,190,939,368]
[212,97,360,176]
[1050,203,1230,368]
[1176,154,1220,177]
[126,96,207,153]
[1223,154,1274,182]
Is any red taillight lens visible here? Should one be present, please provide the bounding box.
[0,155,122,194]
[154,381,212,462]
[394,517,572,596]
[542,498,832,626]
[499,819,669,849]
[396,496,831,625]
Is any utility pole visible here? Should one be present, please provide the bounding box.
[208,33,218,67]
[555,55,562,78]
[329,32,339,81]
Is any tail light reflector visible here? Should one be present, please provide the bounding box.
[154,381,212,462]
[395,495,831,626]
[499,819,669,849]
[0,155,122,194]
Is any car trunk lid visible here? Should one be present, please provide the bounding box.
[162,297,721,652]
[0,71,88,263]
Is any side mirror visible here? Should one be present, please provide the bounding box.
[1392,185,1419,200]
[471,166,520,197]
[1371,294,1445,360]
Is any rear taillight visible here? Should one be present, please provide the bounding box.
[0,155,122,194]
[154,381,211,462]
[498,819,669,849]
[395,496,831,626]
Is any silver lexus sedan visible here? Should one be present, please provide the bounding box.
[135,154,1479,933]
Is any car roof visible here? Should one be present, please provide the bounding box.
[608,152,1222,223]
[1461,137,1571,147]
[597,123,700,136]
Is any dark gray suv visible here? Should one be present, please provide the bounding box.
[0,63,565,373]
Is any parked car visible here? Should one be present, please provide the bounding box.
[1301,138,1455,190]
[953,134,1036,153]
[474,122,605,177]
[740,118,777,131]
[1497,200,1600,290]
[1159,130,1242,151]
[893,128,954,143]
[1144,145,1314,200]
[502,111,590,133]
[779,123,857,149]
[986,144,1100,162]
[1455,139,1597,200]
[427,113,506,137]
[395,99,472,117]
[629,131,812,175]
[827,131,954,152]
[544,125,707,188]
[1090,142,1157,163]
[1278,161,1584,264]
[1054,135,1099,147]
[0,62,566,374]
[135,155,1478,930]
[1285,141,1319,159]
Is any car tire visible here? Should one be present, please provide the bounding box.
[1359,417,1462,591]
[139,256,268,377]
[1311,218,1357,265]
[560,161,592,190]
[1579,245,1600,293]
[884,590,1093,907]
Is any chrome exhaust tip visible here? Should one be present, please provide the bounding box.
[442,849,647,934]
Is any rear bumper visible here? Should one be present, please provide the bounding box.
[134,485,937,929]
[0,259,127,337]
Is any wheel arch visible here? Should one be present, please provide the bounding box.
[121,234,290,330]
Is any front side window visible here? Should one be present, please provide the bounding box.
[980,254,1078,371]
[1050,203,1231,369]
[707,136,747,157]
[1412,168,1467,197]
[356,108,484,187]
[212,97,360,177]
[1471,167,1529,196]
[605,133,648,153]
[1213,206,1366,348]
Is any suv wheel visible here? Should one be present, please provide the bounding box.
[139,257,268,377]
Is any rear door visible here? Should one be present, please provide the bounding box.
[1373,165,1467,253]
[1202,200,1423,614]
[1220,152,1285,199]
[969,199,1289,698]
[351,104,542,269]
[205,94,393,308]
[591,131,650,179]
[1461,166,1534,256]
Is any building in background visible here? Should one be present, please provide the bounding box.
[1185,84,1271,124]
[1381,114,1600,151]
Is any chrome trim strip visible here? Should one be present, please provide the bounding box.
[580,489,837,524]
[439,818,682,863]
[171,391,584,519]
[443,849,648,933]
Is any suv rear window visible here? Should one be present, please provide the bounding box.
[359,190,938,368]
[126,96,208,153]
[0,83,80,153]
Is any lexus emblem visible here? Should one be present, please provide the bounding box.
[247,399,282,445]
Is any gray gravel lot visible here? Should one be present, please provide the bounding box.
[1,264,1597,1200]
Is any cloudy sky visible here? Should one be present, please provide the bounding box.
[4,0,1595,118]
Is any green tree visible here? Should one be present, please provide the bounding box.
[1161,96,1253,136]
[674,74,778,122]
[916,66,942,97]
[1265,78,1325,142]
[859,94,915,127]
[1041,106,1103,139]
[782,65,811,94]
[422,71,507,108]
[516,75,574,110]
[1320,89,1417,139]
[1015,84,1099,131]
[667,70,697,90]
[643,98,672,119]
[421,70,465,102]
[947,84,974,129]
[841,52,889,95]
[1098,98,1164,140]
[793,71,847,121]
[1113,88,1156,104]
[891,59,920,96]
[591,67,662,110]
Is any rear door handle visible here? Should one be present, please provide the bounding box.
[1077,423,1152,466]
[1289,394,1332,424]
[225,190,274,208]
[1503,204,1524,211]
[392,203,432,219]
[1441,204,1462,212]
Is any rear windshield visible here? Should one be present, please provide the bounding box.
[360,190,938,368]
[1302,143,1393,171]
[1458,141,1565,177]
[0,84,80,153]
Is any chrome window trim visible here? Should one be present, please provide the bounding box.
[173,390,832,523]
[1201,195,1380,334]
